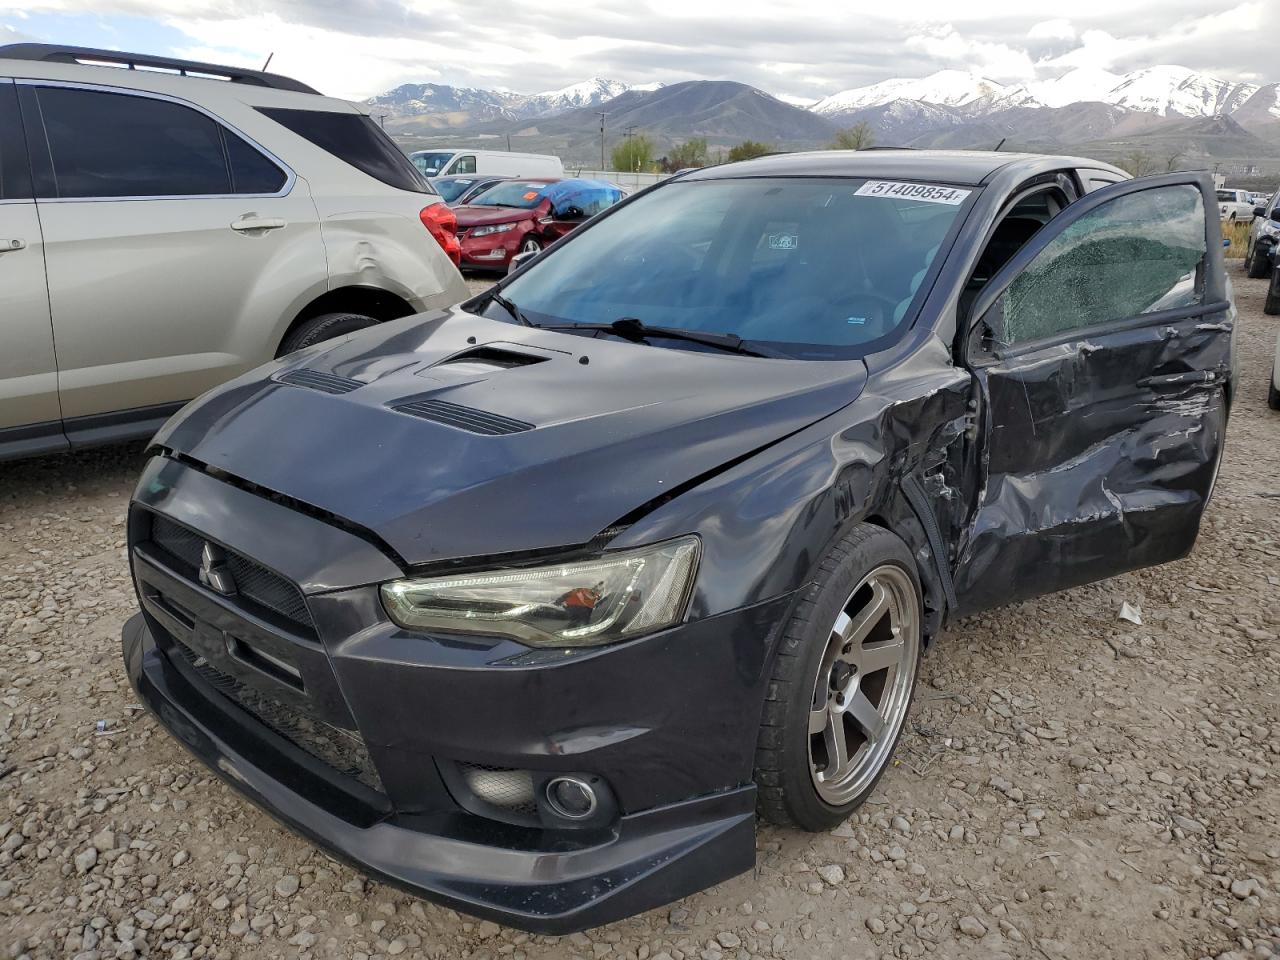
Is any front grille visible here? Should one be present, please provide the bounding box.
[148,514,314,632]
[390,398,534,436]
[169,638,384,793]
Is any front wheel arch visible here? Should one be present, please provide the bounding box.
[277,286,416,358]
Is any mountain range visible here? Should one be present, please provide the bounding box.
[372,66,1280,174]
[368,77,662,129]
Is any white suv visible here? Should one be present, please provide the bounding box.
[0,44,468,461]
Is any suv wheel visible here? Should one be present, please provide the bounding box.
[754,523,922,831]
[1267,271,1280,316]
[278,312,379,356]
[1246,242,1271,279]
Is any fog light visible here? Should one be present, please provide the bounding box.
[545,776,598,820]
[462,766,534,810]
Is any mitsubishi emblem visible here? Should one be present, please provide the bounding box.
[198,543,237,596]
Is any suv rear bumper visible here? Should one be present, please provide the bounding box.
[124,612,755,933]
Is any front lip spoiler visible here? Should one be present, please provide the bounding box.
[122,613,756,934]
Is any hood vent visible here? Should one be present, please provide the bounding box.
[437,346,548,370]
[391,398,534,436]
[277,369,362,395]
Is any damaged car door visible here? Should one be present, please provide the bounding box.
[954,173,1230,612]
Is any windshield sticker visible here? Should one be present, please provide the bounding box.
[768,233,799,250]
[522,191,539,200]
[855,181,971,205]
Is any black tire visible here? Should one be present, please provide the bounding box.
[277,312,379,356]
[1266,270,1280,316]
[1268,365,1280,411]
[517,235,542,256]
[754,523,922,831]
[1246,241,1270,279]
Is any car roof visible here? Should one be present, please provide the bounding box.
[683,149,1123,187]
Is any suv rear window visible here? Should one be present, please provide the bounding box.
[258,107,432,194]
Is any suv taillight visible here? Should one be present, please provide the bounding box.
[420,204,461,267]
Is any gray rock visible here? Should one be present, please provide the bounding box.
[816,864,845,885]
[74,847,98,874]
[274,875,300,897]
[958,915,988,938]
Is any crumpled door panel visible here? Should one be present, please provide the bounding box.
[953,311,1230,614]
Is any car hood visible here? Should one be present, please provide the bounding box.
[155,308,867,570]
[454,205,540,227]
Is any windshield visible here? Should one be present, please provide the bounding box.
[412,152,455,176]
[471,180,552,208]
[434,177,477,202]
[498,177,969,359]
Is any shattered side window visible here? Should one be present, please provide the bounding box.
[1003,186,1205,346]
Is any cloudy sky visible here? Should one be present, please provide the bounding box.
[0,0,1270,101]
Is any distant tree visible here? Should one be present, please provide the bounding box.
[1118,149,1155,177]
[727,140,774,162]
[1164,150,1186,172]
[666,137,709,171]
[611,135,654,172]
[830,121,875,151]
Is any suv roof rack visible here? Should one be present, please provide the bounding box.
[0,43,320,95]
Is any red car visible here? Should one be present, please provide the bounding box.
[453,178,624,271]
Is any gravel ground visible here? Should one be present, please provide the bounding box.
[2,266,1277,960]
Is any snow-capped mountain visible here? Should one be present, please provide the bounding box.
[994,67,1122,110]
[368,77,657,126]
[366,82,518,123]
[811,70,1007,118]
[513,77,632,118]
[1103,65,1256,117]
[809,65,1264,123]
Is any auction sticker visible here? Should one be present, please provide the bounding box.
[855,181,971,205]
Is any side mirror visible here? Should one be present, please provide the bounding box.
[508,249,538,275]
[1254,205,1267,219]
[968,294,1005,359]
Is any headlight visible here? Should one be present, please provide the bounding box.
[470,222,519,238]
[1261,220,1280,239]
[381,537,700,647]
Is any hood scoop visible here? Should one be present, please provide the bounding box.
[390,397,534,436]
[277,369,362,395]
[434,346,549,374]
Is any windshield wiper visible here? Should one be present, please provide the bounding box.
[545,317,787,359]
[488,290,534,326]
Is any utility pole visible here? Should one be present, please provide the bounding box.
[623,126,640,171]
[598,112,607,169]
[375,113,388,130]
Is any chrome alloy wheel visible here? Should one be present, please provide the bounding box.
[807,564,920,805]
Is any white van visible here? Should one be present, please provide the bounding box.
[410,149,563,179]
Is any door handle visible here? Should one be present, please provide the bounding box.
[230,217,286,233]
[0,238,26,251]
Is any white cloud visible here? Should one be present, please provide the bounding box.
[1028,19,1076,42]
[905,24,1036,81]
[2,0,1275,100]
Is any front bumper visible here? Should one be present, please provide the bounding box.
[459,229,525,269]
[124,615,754,932]
[120,455,782,932]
